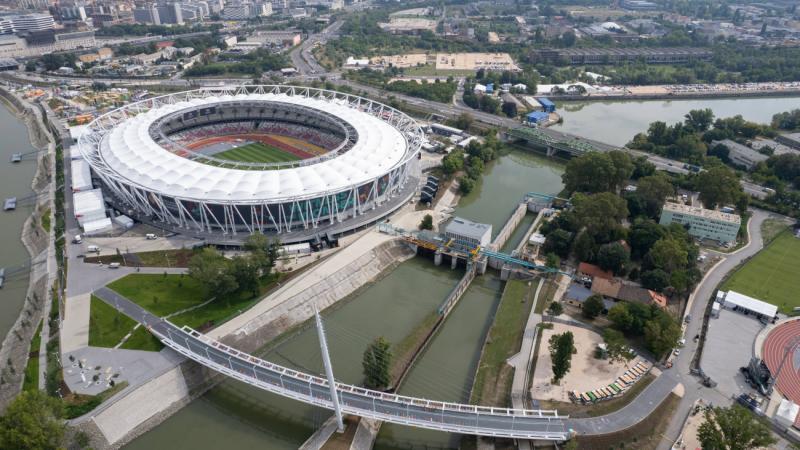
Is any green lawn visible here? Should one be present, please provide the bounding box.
[89,295,163,351]
[107,273,283,331]
[214,142,300,164]
[723,230,800,315]
[470,278,537,406]
[22,320,43,392]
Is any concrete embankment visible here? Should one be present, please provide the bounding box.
[546,89,800,103]
[79,235,415,449]
[0,86,57,412]
[488,203,527,270]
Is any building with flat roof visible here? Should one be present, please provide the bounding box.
[659,202,740,244]
[776,133,800,151]
[711,139,768,169]
[534,47,712,65]
[444,217,492,248]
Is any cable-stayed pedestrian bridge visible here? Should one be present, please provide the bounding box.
[97,288,569,441]
[156,321,569,440]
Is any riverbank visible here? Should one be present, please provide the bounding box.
[549,85,800,103]
[0,86,56,412]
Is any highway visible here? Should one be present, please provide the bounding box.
[94,287,570,441]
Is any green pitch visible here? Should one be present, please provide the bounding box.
[214,142,300,163]
[722,230,800,314]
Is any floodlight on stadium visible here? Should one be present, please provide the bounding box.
[79,85,422,242]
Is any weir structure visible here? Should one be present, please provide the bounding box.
[97,288,570,441]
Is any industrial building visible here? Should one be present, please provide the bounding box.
[533,47,713,65]
[444,217,492,248]
[659,202,740,244]
[776,133,800,151]
[525,111,549,125]
[711,139,768,169]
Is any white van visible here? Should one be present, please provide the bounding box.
[108,262,121,269]
[87,245,100,253]
[145,233,157,240]
[73,234,82,244]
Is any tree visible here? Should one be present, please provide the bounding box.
[362,336,392,390]
[453,112,474,131]
[640,269,670,292]
[648,237,689,273]
[643,310,681,358]
[697,405,776,450]
[244,232,277,276]
[684,108,715,132]
[572,192,629,243]
[596,242,630,275]
[0,390,64,450]
[230,256,260,296]
[188,248,238,300]
[582,295,605,319]
[545,252,561,269]
[608,151,634,190]
[501,101,517,118]
[561,30,577,47]
[572,230,596,262]
[549,331,575,383]
[419,214,433,230]
[603,328,634,364]
[629,220,667,259]
[631,156,656,179]
[608,302,634,331]
[547,301,563,316]
[636,174,674,218]
[562,152,618,194]
[696,166,744,209]
[543,229,572,258]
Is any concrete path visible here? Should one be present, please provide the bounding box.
[507,280,544,410]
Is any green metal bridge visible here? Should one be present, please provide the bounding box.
[506,127,607,156]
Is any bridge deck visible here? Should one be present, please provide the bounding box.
[93,287,570,440]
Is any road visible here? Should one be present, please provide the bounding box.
[657,208,772,449]
[93,287,571,441]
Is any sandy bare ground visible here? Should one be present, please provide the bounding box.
[531,322,644,402]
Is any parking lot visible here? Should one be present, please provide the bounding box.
[701,308,765,397]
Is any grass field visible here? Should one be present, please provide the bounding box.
[214,142,300,163]
[723,230,800,314]
[22,320,43,392]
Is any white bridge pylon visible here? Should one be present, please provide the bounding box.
[150,319,570,440]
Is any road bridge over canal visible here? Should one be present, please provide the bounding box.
[94,287,571,441]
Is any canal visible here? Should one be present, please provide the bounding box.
[0,102,39,344]
[125,148,564,449]
[553,96,800,147]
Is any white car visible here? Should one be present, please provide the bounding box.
[673,349,681,356]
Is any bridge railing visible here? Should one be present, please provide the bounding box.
[169,324,565,418]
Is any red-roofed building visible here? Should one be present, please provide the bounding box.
[578,262,613,280]
[156,40,175,49]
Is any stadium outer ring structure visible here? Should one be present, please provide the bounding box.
[79,85,423,243]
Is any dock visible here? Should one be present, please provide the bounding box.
[0,268,4,288]
[4,197,16,210]
[10,153,21,163]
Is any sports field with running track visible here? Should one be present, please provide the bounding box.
[214,142,301,163]
[722,230,800,314]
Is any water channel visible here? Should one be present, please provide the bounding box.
[0,102,39,343]
[553,96,800,147]
[115,95,792,447]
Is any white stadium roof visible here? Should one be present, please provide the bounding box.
[98,93,409,203]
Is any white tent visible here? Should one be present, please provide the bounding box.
[82,217,113,234]
[71,159,92,192]
[73,189,106,226]
[776,399,799,429]
[721,291,778,318]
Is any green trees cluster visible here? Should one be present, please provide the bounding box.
[635,222,700,294]
[607,302,681,358]
[440,134,502,195]
[188,234,278,301]
[581,294,605,319]
[625,173,674,219]
[562,150,634,194]
[548,331,576,384]
[386,79,457,103]
[362,336,392,390]
[95,23,220,37]
[419,214,434,230]
[186,49,288,78]
[629,109,774,165]
[697,405,776,450]
[0,390,65,450]
[772,109,800,131]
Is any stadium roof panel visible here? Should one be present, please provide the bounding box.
[98,92,411,203]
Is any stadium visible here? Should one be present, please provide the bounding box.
[79,85,423,243]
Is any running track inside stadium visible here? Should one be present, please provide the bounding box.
[762,318,800,426]
[186,133,317,159]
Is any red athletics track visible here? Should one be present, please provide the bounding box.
[762,318,800,426]
[186,134,315,159]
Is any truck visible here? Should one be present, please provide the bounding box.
[73,234,82,244]
[87,245,100,253]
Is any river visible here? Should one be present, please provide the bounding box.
[553,96,800,147]
[0,102,39,344]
